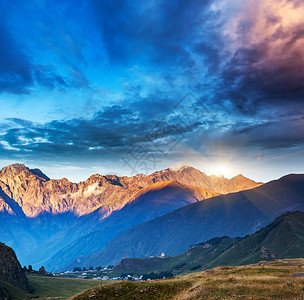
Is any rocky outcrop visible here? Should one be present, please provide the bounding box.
[0,242,32,293]
[260,247,276,259]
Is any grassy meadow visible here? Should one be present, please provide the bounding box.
[73,259,304,299]
[4,259,304,299]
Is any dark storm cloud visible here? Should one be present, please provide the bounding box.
[90,0,304,117]
[220,35,304,110]
[230,117,304,150]
[2,100,302,164]
[210,1,304,114]
[0,91,208,160]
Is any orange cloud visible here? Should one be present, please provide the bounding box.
[220,0,304,60]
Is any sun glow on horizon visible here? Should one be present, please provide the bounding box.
[210,162,235,178]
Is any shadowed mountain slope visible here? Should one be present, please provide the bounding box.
[45,181,219,271]
[111,211,304,276]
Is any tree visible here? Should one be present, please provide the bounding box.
[28,265,33,272]
[142,271,173,280]
[73,267,82,272]
[39,266,48,276]
[159,271,173,278]
[89,266,94,270]
[82,267,87,271]
[23,266,28,272]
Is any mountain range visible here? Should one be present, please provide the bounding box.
[67,174,304,270]
[43,180,220,271]
[0,164,260,218]
[0,163,260,270]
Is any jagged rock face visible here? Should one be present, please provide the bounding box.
[0,197,14,215]
[0,242,32,293]
[0,164,143,218]
[0,164,261,218]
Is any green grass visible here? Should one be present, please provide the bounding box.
[28,275,102,299]
[5,260,304,299]
[0,279,32,300]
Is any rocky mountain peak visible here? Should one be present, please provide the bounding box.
[232,174,247,180]
[0,164,30,177]
[170,165,198,173]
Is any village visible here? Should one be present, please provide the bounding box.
[53,268,143,282]
[52,253,171,282]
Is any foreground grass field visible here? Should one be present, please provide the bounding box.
[6,259,304,299]
[73,259,304,299]
[26,275,101,299]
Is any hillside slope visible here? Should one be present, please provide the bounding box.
[211,211,304,267]
[67,174,304,269]
[112,236,239,276]
[0,242,32,295]
[111,211,304,276]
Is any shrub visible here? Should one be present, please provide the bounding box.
[190,265,201,271]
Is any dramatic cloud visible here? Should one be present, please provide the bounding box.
[214,0,304,111]
[0,0,303,181]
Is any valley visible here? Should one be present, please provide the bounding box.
[0,163,304,299]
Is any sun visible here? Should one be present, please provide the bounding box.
[211,163,232,178]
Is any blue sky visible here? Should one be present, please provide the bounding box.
[0,0,303,182]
